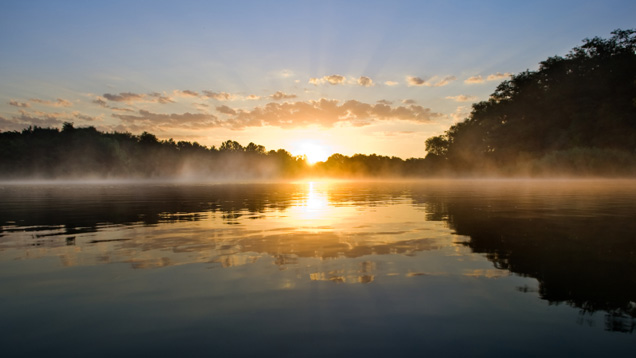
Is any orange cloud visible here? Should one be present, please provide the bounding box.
[29,98,73,107]
[309,74,347,86]
[113,110,220,129]
[227,99,442,129]
[202,91,236,101]
[406,75,456,87]
[487,72,512,81]
[465,72,512,84]
[174,90,200,97]
[9,100,30,108]
[358,76,374,87]
[445,95,478,102]
[103,92,173,104]
[270,91,297,100]
[216,105,237,115]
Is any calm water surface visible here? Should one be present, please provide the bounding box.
[1,180,635,356]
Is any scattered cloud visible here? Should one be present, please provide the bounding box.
[246,94,261,100]
[406,75,456,87]
[465,72,512,84]
[309,74,347,86]
[174,89,200,97]
[72,111,102,122]
[384,80,399,86]
[445,95,478,102]
[358,76,374,87]
[216,105,237,115]
[270,91,297,100]
[402,99,417,104]
[407,76,427,86]
[113,110,220,129]
[226,99,442,129]
[93,98,108,107]
[8,111,64,128]
[9,100,30,108]
[102,92,173,104]
[193,103,210,112]
[148,92,174,104]
[29,98,73,107]
[487,72,512,81]
[377,100,392,105]
[103,92,145,102]
[202,91,237,101]
[0,108,101,131]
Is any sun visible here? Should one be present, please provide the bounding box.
[297,141,329,165]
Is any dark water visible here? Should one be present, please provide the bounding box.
[1,180,635,357]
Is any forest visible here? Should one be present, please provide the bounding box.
[1,29,635,179]
[425,29,636,176]
[0,124,428,179]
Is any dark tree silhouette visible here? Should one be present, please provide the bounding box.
[426,29,636,176]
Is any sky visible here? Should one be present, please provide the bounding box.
[1,0,634,160]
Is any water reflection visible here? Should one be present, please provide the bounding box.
[1,180,636,332]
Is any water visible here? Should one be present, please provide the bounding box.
[1,180,635,356]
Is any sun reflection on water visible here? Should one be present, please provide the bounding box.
[287,181,332,226]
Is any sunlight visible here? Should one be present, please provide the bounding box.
[295,141,329,165]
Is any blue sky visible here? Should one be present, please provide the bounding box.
[1,0,634,158]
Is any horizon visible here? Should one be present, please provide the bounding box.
[1,0,635,160]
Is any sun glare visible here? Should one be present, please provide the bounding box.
[297,141,329,165]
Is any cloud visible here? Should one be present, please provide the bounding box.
[384,80,399,86]
[445,95,478,102]
[9,100,30,108]
[174,90,200,97]
[194,103,210,112]
[112,110,220,129]
[402,99,417,104]
[0,108,100,131]
[487,72,512,81]
[357,76,374,87]
[406,75,456,87]
[270,91,297,100]
[3,112,63,129]
[216,105,237,115]
[325,75,346,85]
[377,100,392,105]
[465,72,512,84]
[93,98,108,107]
[225,99,442,129]
[93,96,134,112]
[103,92,145,102]
[309,74,347,86]
[464,75,484,84]
[202,91,237,101]
[29,98,73,107]
[148,92,174,104]
[246,94,261,100]
[102,92,174,104]
[72,111,102,122]
[407,76,427,86]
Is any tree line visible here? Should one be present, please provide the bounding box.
[0,123,437,179]
[425,29,636,176]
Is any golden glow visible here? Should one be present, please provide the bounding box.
[294,141,329,165]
